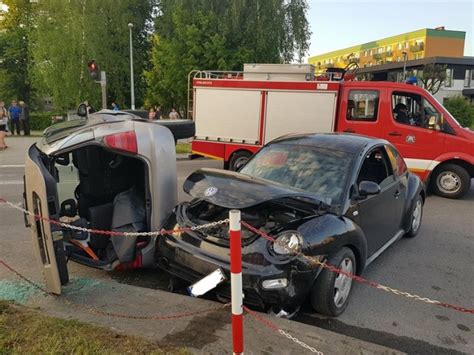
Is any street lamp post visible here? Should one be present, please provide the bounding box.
[128,22,135,110]
[402,51,408,82]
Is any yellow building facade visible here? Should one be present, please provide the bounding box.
[308,27,465,73]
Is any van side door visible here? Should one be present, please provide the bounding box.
[382,89,445,179]
[337,86,383,138]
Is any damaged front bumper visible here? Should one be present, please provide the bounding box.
[156,214,323,311]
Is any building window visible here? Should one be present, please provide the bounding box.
[386,45,391,52]
[378,47,384,53]
[398,43,402,50]
[445,68,453,87]
[347,90,380,122]
[397,56,401,62]
[404,41,409,49]
[369,49,373,56]
[364,50,368,57]
[464,69,471,87]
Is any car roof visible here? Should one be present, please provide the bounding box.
[269,133,388,154]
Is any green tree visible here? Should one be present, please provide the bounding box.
[145,0,311,111]
[416,64,447,95]
[444,96,474,128]
[0,0,33,104]
[30,0,155,112]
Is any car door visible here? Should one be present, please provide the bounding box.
[382,90,445,179]
[354,145,405,257]
[25,145,68,295]
[337,87,383,138]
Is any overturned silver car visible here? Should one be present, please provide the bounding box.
[24,110,177,294]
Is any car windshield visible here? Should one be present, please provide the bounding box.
[240,143,353,204]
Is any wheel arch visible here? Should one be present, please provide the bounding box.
[428,158,474,185]
[298,214,368,275]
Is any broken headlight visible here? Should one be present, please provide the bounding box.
[272,231,303,255]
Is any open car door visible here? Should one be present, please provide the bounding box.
[24,145,69,295]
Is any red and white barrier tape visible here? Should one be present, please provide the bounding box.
[0,198,228,237]
[243,305,323,354]
[241,221,474,315]
[1,198,472,315]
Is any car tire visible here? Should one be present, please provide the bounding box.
[431,164,471,199]
[229,150,252,171]
[157,120,196,141]
[404,194,423,238]
[311,247,356,317]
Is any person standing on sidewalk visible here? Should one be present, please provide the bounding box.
[8,100,21,135]
[19,100,30,135]
[0,100,8,150]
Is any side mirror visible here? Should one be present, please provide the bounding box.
[77,103,88,117]
[357,181,381,199]
[428,113,442,131]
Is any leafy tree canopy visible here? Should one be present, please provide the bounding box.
[145,0,311,112]
[0,0,33,104]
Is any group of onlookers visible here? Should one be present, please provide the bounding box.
[148,106,181,120]
[0,100,31,150]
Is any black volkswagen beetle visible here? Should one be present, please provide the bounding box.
[157,133,425,316]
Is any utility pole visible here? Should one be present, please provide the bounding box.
[128,23,135,110]
[402,51,408,82]
[100,71,107,110]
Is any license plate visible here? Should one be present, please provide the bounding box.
[188,269,226,297]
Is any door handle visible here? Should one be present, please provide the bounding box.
[388,131,402,137]
[344,128,355,133]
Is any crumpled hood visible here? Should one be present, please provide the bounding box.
[183,168,328,209]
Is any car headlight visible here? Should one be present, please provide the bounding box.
[272,231,303,255]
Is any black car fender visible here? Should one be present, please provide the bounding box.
[297,214,368,275]
[401,173,425,232]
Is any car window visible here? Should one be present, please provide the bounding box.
[240,144,353,204]
[385,145,407,177]
[347,90,379,122]
[392,91,441,129]
[357,147,395,190]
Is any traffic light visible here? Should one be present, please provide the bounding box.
[87,60,100,81]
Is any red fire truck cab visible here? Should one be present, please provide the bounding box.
[190,65,474,199]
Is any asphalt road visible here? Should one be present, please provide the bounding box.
[1,136,473,354]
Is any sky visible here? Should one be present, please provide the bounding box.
[306,0,474,59]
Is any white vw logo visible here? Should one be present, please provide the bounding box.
[204,186,218,197]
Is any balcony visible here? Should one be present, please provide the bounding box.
[372,51,393,60]
[410,43,424,52]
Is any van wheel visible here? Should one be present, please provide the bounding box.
[229,151,252,171]
[432,164,470,199]
[311,247,356,316]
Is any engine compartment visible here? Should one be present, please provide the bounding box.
[182,198,319,245]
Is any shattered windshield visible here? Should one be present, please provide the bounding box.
[240,144,354,204]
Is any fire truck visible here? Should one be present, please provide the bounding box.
[189,64,474,199]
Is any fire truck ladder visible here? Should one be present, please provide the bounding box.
[186,70,243,120]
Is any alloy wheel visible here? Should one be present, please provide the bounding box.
[333,258,353,308]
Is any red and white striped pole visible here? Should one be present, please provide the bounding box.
[229,209,244,355]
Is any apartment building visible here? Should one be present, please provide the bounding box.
[308,27,465,72]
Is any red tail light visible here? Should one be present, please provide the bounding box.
[104,131,137,154]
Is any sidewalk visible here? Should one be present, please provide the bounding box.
[24,277,400,354]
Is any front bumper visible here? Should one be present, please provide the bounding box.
[156,231,322,311]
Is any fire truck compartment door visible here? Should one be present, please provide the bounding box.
[264,91,337,143]
[194,88,261,143]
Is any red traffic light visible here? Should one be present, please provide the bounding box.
[87,60,100,80]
